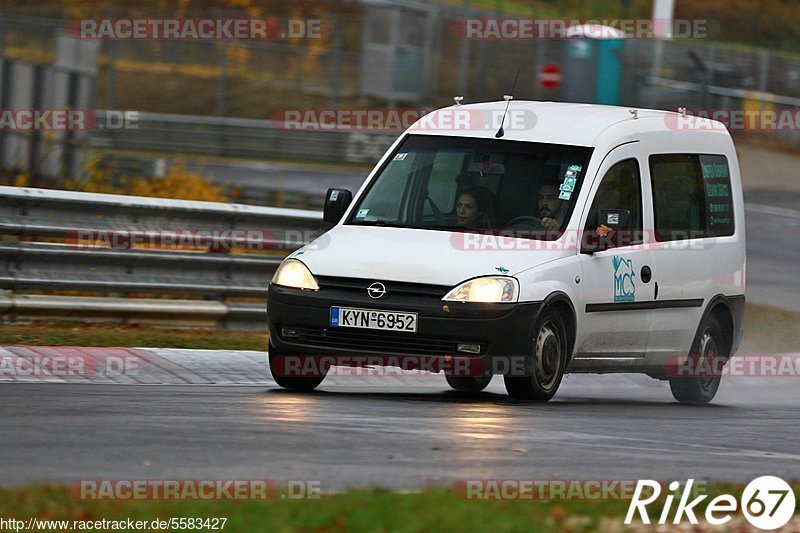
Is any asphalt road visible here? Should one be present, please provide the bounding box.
[1,146,796,490]
[742,189,800,311]
[2,369,799,489]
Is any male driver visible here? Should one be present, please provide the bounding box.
[537,182,562,231]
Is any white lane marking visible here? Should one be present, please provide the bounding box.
[746,203,800,219]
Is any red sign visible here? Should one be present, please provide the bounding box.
[539,63,562,91]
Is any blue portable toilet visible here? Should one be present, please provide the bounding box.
[563,24,626,105]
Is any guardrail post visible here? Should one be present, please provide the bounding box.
[701,43,716,109]
[217,42,228,117]
[330,13,342,109]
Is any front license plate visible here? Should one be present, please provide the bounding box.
[330,307,418,333]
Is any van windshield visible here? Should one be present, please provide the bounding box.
[346,135,593,240]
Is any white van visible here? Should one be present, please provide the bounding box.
[267,101,745,404]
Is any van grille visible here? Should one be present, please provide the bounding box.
[317,276,450,299]
[285,326,460,356]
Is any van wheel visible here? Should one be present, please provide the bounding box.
[669,316,725,404]
[504,308,567,402]
[445,375,492,392]
[268,343,327,392]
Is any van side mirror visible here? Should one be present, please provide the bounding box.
[323,188,353,224]
[581,209,631,254]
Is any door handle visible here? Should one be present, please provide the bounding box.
[641,265,652,283]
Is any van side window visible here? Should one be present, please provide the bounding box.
[649,154,734,241]
[583,159,643,247]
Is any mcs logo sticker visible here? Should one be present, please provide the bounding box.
[612,256,636,303]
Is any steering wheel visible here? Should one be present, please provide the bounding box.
[504,216,544,230]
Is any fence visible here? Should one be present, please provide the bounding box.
[5,8,800,117]
[0,36,98,182]
[0,186,330,329]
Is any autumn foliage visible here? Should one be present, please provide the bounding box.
[66,154,227,202]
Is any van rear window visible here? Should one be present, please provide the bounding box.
[649,154,735,241]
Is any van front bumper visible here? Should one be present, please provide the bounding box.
[267,282,543,376]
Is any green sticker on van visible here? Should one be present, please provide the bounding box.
[701,162,729,179]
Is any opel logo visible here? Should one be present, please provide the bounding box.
[367,282,387,299]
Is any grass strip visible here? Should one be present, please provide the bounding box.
[1,483,796,533]
[0,323,267,351]
[0,303,797,354]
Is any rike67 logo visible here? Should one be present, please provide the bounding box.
[626,477,796,529]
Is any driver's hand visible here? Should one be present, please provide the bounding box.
[541,217,560,230]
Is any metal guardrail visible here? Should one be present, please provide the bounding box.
[91,111,398,165]
[646,76,800,108]
[0,186,331,329]
[641,76,800,147]
[92,78,800,168]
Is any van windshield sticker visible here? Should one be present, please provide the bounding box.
[356,208,369,219]
[393,153,407,161]
[560,168,579,200]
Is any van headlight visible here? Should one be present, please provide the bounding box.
[443,276,519,303]
[272,259,319,291]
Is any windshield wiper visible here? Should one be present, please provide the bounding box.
[416,224,476,232]
[417,224,459,230]
[349,220,407,227]
[350,221,477,232]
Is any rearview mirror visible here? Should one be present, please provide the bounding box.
[323,188,353,224]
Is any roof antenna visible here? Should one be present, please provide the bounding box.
[495,68,521,138]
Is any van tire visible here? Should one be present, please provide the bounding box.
[268,343,327,392]
[504,308,567,402]
[445,375,492,392]
[669,315,725,404]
